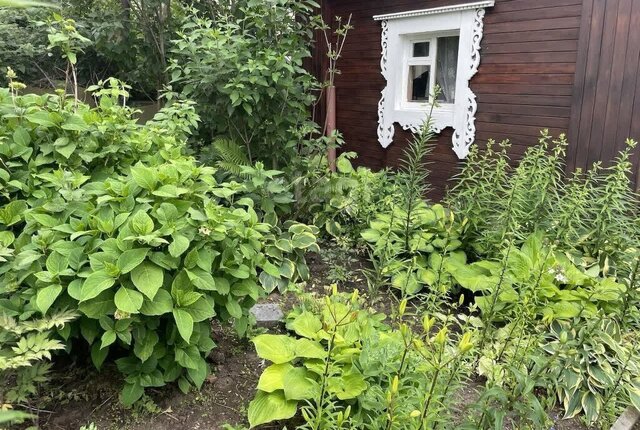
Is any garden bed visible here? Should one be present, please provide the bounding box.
[29,249,592,430]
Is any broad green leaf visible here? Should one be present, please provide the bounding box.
[140,289,173,315]
[252,334,296,364]
[12,127,30,146]
[187,357,208,388]
[186,297,216,322]
[289,311,322,339]
[291,232,315,249]
[117,248,149,274]
[131,262,164,300]
[45,252,68,274]
[35,284,62,314]
[130,164,157,190]
[283,367,319,400]
[168,234,190,258]
[78,292,116,318]
[248,391,297,428]
[327,370,367,400]
[153,185,188,198]
[186,268,216,291]
[56,143,77,159]
[79,271,115,302]
[295,339,327,359]
[120,382,144,407]
[101,330,117,349]
[225,297,243,319]
[130,211,154,235]
[114,287,144,314]
[91,342,109,370]
[257,363,294,393]
[173,308,194,342]
[134,331,159,362]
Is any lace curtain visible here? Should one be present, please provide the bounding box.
[436,36,459,103]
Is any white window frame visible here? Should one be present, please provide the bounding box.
[374,1,494,159]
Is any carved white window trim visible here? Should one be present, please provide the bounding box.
[375,1,494,159]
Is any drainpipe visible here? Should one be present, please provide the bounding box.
[326,85,337,172]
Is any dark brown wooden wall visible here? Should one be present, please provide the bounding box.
[319,0,584,198]
[567,0,640,190]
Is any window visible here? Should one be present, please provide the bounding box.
[374,1,495,159]
[403,35,460,106]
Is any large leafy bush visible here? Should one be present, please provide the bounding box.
[168,0,319,166]
[0,87,317,405]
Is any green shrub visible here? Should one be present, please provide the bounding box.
[168,0,319,167]
[295,153,393,248]
[0,88,317,405]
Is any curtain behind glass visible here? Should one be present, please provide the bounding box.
[436,36,459,103]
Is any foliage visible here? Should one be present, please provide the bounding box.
[168,0,319,167]
[446,132,640,273]
[295,152,393,248]
[447,233,627,321]
[0,6,51,85]
[543,317,640,424]
[0,88,317,407]
[248,289,476,429]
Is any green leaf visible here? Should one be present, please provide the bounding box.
[295,339,327,359]
[140,289,173,315]
[257,363,294,393]
[79,271,116,302]
[153,185,188,198]
[120,382,144,407]
[114,287,144,314]
[248,391,297,428]
[131,262,164,300]
[45,251,68,274]
[186,297,216,322]
[327,370,367,400]
[187,357,208,388]
[56,142,77,159]
[12,126,31,146]
[283,367,319,400]
[131,211,154,235]
[134,331,159,362]
[35,284,63,314]
[173,308,194,342]
[101,330,117,349]
[225,297,243,319]
[291,232,316,249]
[117,248,149,274]
[169,234,190,258]
[130,164,157,190]
[186,268,216,291]
[289,311,322,339]
[252,334,296,364]
[91,342,109,370]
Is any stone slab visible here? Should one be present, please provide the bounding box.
[250,303,284,326]
[611,406,640,430]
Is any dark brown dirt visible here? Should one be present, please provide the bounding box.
[38,322,262,430]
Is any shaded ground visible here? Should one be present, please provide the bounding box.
[25,246,602,430]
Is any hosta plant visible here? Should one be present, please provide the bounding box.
[247,290,477,429]
[361,202,467,295]
[248,289,381,428]
[446,233,627,321]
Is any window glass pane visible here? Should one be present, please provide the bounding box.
[436,36,459,103]
[413,42,430,57]
[409,65,430,102]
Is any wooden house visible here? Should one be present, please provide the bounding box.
[311,0,640,197]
